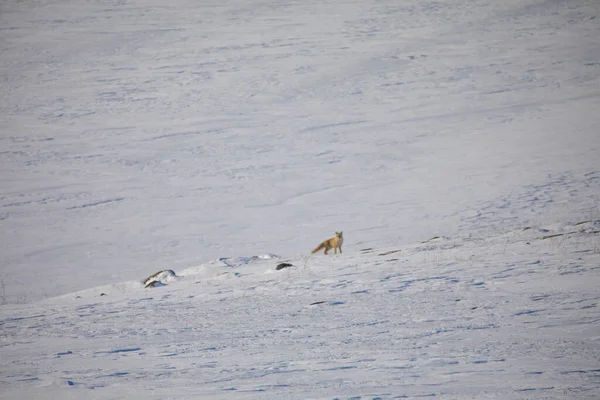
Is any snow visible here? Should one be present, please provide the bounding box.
[1,0,599,398]
[2,226,600,399]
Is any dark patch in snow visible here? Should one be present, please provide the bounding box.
[560,369,600,374]
[17,377,40,382]
[145,281,165,288]
[540,231,577,240]
[5,314,46,322]
[514,309,544,316]
[574,220,592,226]
[531,294,550,301]
[276,263,293,270]
[100,371,129,378]
[323,365,357,371]
[67,197,125,210]
[95,347,141,354]
[298,120,367,133]
[378,249,401,256]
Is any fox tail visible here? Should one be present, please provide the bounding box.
[312,242,325,254]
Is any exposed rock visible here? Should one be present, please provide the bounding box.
[276,263,294,271]
[144,269,177,288]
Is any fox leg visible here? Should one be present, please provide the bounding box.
[324,247,330,255]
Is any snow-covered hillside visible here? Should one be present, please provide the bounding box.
[1,223,599,399]
[1,0,599,398]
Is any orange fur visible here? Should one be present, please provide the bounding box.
[312,232,343,255]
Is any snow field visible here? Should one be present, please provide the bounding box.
[1,0,600,398]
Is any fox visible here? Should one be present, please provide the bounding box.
[311,231,343,255]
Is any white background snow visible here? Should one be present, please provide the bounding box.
[1,0,599,398]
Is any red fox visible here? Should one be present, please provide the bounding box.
[312,232,343,255]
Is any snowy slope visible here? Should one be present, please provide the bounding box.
[1,222,599,399]
[1,0,598,302]
[1,0,600,398]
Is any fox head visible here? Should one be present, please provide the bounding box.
[335,231,343,238]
